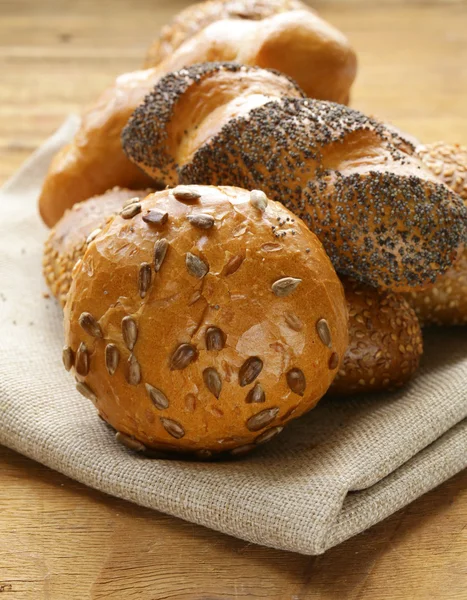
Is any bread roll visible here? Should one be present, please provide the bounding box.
[144,0,356,104]
[63,185,348,456]
[43,188,150,307]
[405,142,467,325]
[331,280,423,395]
[38,2,356,227]
[145,0,306,67]
[123,62,467,292]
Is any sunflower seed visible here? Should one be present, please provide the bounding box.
[255,426,283,445]
[160,417,185,439]
[75,342,89,376]
[78,312,103,338]
[249,189,268,212]
[329,352,339,370]
[170,343,198,370]
[115,432,146,452]
[142,209,168,226]
[186,252,209,278]
[286,368,306,396]
[230,444,255,456]
[62,346,74,371]
[105,343,119,375]
[187,213,215,230]
[145,383,169,410]
[138,262,152,298]
[316,318,332,348]
[223,254,244,276]
[203,367,222,399]
[122,196,141,208]
[120,203,141,219]
[239,356,263,387]
[205,326,225,351]
[122,316,138,350]
[245,382,265,403]
[271,277,302,297]
[173,186,201,202]
[246,407,279,432]
[284,311,303,332]
[86,228,102,244]
[126,354,141,385]
[154,238,169,272]
[75,381,96,401]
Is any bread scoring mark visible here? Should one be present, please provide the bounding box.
[121,62,305,179]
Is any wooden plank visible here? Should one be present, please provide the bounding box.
[0,446,466,599]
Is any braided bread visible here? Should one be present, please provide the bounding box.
[331,279,422,395]
[122,62,467,292]
[38,2,356,228]
[406,142,467,325]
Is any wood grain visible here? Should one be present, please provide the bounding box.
[0,0,466,598]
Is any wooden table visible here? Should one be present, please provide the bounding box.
[1,1,466,597]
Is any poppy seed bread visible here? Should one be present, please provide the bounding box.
[122,62,467,293]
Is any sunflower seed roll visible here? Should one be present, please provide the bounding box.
[64,185,348,457]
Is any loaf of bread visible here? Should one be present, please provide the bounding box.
[331,279,423,395]
[144,0,356,104]
[63,185,348,456]
[38,0,356,227]
[145,0,307,67]
[43,188,151,307]
[406,142,467,325]
[123,62,467,293]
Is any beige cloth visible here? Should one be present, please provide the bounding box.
[1,117,466,555]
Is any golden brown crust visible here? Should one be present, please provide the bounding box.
[144,0,356,104]
[331,280,423,395]
[43,188,149,307]
[405,142,467,325]
[145,0,306,67]
[123,63,467,293]
[64,185,348,456]
[38,5,356,227]
[38,70,161,227]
